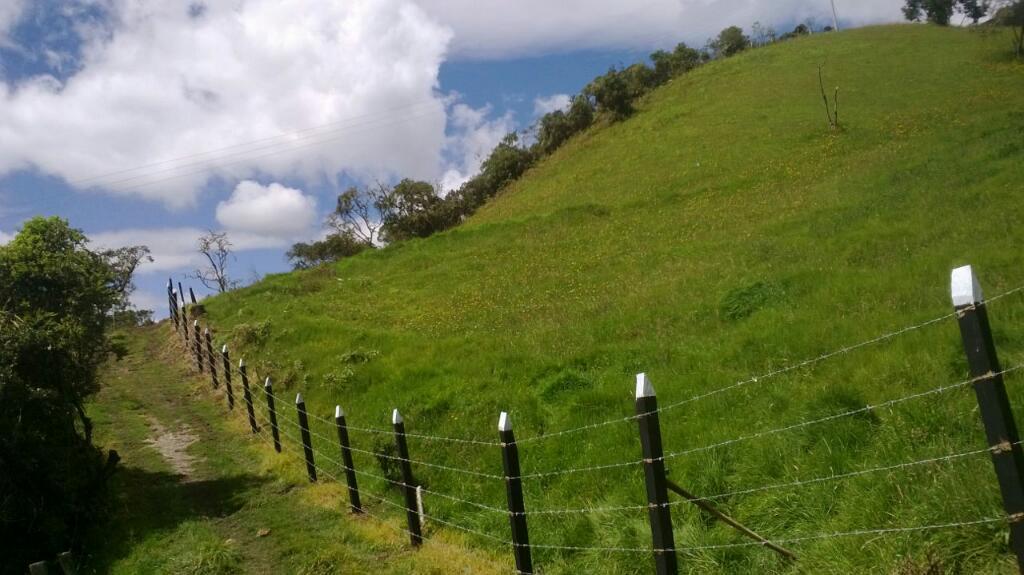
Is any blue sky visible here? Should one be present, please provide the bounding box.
[0,1,905,315]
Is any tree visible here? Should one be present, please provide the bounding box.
[536,110,574,155]
[710,26,751,58]
[990,0,1024,57]
[901,0,989,24]
[100,244,152,313]
[0,217,121,571]
[193,230,235,293]
[378,179,454,242]
[621,62,657,99]
[566,94,595,132]
[287,230,369,270]
[750,21,777,46]
[584,68,634,120]
[329,184,389,246]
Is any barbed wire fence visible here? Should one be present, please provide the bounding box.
[165,265,1024,575]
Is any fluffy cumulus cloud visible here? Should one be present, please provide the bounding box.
[413,0,904,58]
[534,94,571,116]
[0,0,452,207]
[216,181,317,239]
[0,229,13,245]
[440,102,516,192]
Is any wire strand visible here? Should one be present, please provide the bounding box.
[514,366,1022,481]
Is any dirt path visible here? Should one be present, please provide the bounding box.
[84,323,507,575]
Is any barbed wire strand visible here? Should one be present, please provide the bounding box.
[257,394,506,480]
[521,516,1010,553]
[514,365,1023,481]
[240,365,503,447]
[201,343,1019,565]
[199,282,1024,451]
[517,442,1012,516]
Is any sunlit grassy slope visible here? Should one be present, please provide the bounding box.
[201,25,1024,573]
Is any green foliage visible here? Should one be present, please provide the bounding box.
[718,281,784,321]
[710,25,752,58]
[0,217,121,572]
[379,179,455,243]
[288,230,370,270]
[902,0,988,24]
[584,67,634,120]
[112,308,155,328]
[230,320,272,347]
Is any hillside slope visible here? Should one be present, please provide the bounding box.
[200,25,1024,573]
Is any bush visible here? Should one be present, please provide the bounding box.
[287,231,370,270]
[710,26,751,58]
[584,68,634,120]
[0,217,121,572]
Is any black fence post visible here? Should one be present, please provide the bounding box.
[168,280,179,330]
[189,287,197,305]
[204,328,218,389]
[221,345,234,410]
[238,359,258,433]
[181,302,189,343]
[178,283,188,343]
[951,265,1024,571]
[296,394,317,482]
[265,377,281,453]
[392,409,423,546]
[335,405,362,513]
[192,321,203,372]
[499,411,533,574]
[635,373,678,575]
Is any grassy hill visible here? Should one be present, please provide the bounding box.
[197,24,1024,573]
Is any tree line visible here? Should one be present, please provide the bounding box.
[286,22,825,269]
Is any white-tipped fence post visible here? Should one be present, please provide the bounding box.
[499,411,533,574]
[335,406,362,513]
[635,374,678,575]
[238,359,258,433]
[951,265,1024,571]
[204,328,219,390]
[296,394,317,482]
[221,345,234,410]
[392,409,423,546]
[192,321,203,372]
[265,377,281,453]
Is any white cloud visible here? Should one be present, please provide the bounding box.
[0,229,13,245]
[534,93,571,116]
[0,0,452,207]
[89,227,285,275]
[440,102,515,192]
[128,289,166,313]
[216,181,317,239]
[0,0,26,46]
[413,0,903,58]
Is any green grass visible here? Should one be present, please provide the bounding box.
[189,24,1024,573]
[84,326,506,574]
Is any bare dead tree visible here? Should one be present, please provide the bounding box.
[192,230,235,293]
[818,64,839,131]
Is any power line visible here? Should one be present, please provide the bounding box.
[70,99,438,187]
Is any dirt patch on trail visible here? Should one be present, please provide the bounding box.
[144,417,201,480]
